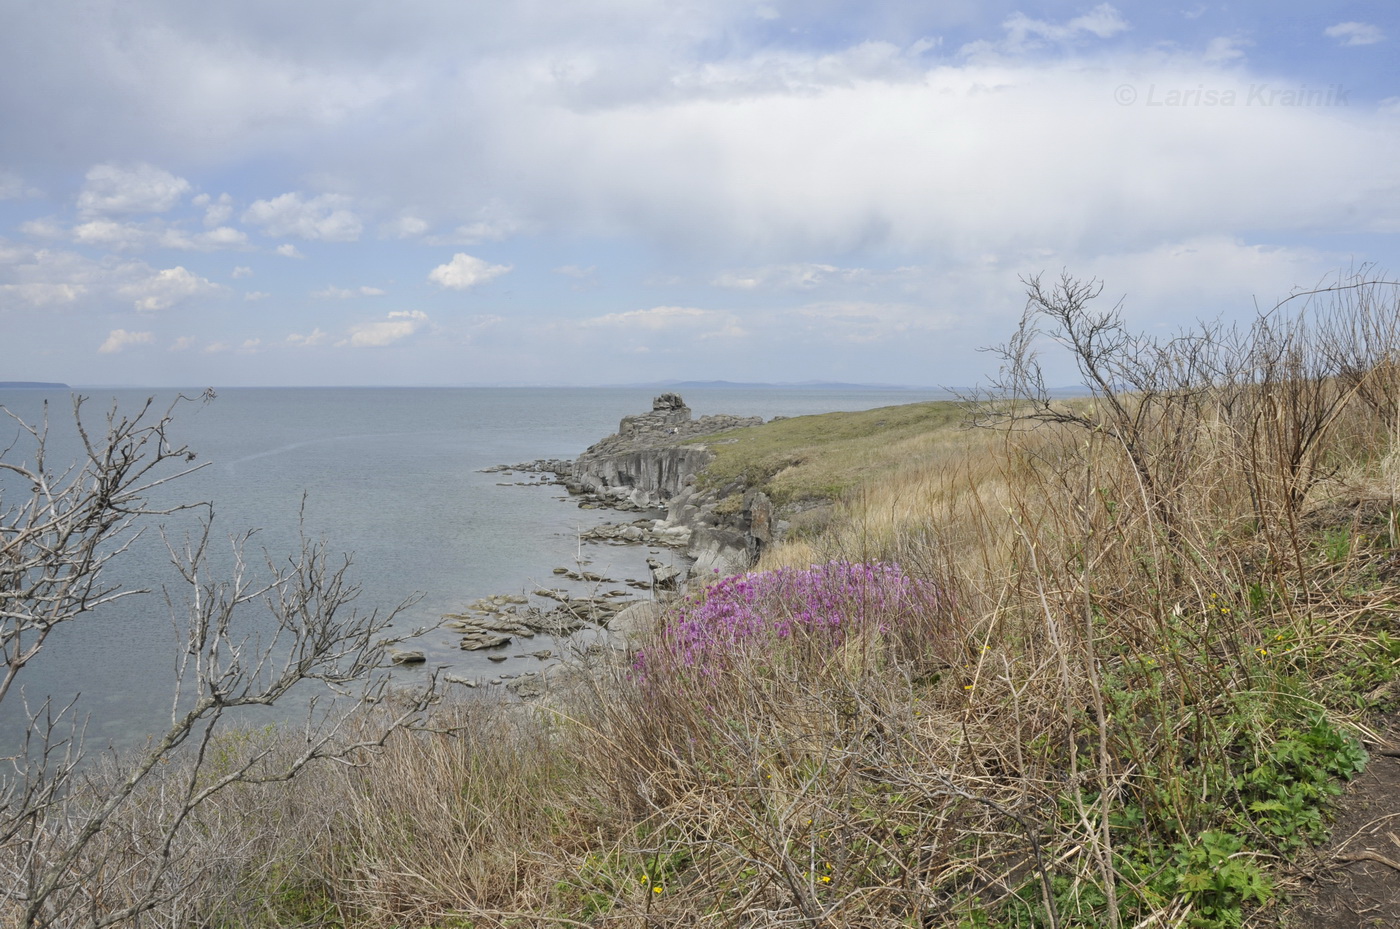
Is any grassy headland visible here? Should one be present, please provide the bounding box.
[13,276,1400,928]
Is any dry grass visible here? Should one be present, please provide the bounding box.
[11,275,1400,928]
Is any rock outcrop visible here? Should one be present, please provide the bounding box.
[567,395,781,583]
[566,394,762,510]
[483,395,783,586]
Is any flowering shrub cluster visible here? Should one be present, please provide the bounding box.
[634,561,957,683]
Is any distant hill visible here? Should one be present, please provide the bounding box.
[0,381,70,389]
[609,379,939,391]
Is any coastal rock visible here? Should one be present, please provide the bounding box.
[460,632,513,650]
[689,526,751,578]
[646,557,684,590]
[567,394,762,510]
[388,648,427,665]
[607,601,664,640]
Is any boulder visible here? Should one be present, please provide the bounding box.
[607,601,664,640]
[689,526,751,578]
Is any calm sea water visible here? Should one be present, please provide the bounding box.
[0,386,948,752]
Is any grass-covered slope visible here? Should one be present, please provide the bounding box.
[686,399,968,506]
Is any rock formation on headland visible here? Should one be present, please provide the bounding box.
[567,393,762,510]
[488,394,777,583]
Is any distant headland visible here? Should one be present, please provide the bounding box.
[0,381,70,389]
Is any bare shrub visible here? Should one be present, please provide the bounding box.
[0,394,437,927]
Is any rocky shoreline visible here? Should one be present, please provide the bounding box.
[446,393,783,696]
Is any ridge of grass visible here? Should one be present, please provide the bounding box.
[686,399,969,506]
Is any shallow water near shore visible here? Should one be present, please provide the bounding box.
[0,385,948,753]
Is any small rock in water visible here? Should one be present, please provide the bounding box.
[487,654,509,663]
[388,648,426,665]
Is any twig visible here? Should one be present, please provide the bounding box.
[1335,851,1400,873]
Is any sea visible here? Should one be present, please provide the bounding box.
[0,386,950,756]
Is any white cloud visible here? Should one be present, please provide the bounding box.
[72,218,148,250]
[287,328,329,347]
[1202,36,1251,64]
[244,291,270,301]
[0,170,38,200]
[98,328,154,353]
[0,244,223,312]
[964,3,1129,57]
[118,266,222,311]
[711,263,903,290]
[342,309,429,347]
[193,192,234,227]
[77,163,190,216]
[578,305,746,339]
[428,253,510,289]
[243,192,362,241]
[423,215,527,246]
[18,218,64,239]
[790,301,954,344]
[65,217,248,252]
[312,284,386,298]
[275,243,304,259]
[231,266,253,278]
[170,336,197,351]
[1324,22,1384,46]
[0,282,87,306]
[380,216,430,239]
[179,226,248,250]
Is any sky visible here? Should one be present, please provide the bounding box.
[0,1,1396,388]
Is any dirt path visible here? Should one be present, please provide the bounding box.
[1283,712,1400,928]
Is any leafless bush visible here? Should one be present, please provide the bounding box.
[0,394,437,927]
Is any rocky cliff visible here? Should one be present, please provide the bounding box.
[490,394,778,585]
[569,394,774,582]
[566,393,762,510]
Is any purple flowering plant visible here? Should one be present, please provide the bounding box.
[633,561,957,686]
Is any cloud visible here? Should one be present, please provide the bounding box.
[0,282,87,306]
[0,170,39,199]
[1002,3,1129,47]
[243,192,362,241]
[0,243,221,312]
[312,284,386,298]
[709,263,916,290]
[98,328,154,353]
[244,291,270,300]
[231,266,253,278]
[578,305,746,339]
[962,3,1129,57]
[118,266,222,311]
[380,215,429,239]
[275,243,304,258]
[287,328,329,347]
[789,301,954,344]
[193,192,234,227]
[77,163,190,216]
[341,309,429,347]
[169,335,197,351]
[423,215,527,246]
[1324,22,1384,47]
[67,217,248,251]
[428,253,510,289]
